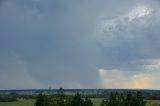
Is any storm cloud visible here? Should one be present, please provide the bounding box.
[1,0,160,89]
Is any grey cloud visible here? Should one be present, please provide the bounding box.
[1,0,160,89]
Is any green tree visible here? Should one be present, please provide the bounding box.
[124,92,133,106]
[101,92,146,106]
[71,93,84,106]
[83,97,93,106]
[119,93,125,106]
[136,91,146,106]
[100,100,109,106]
[57,88,65,99]
[35,93,47,106]
[48,88,68,106]
[48,97,66,106]
[108,92,117,106]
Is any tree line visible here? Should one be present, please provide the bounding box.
[35,92,93,106]
[101,91,146,106]
[35,88,146,106]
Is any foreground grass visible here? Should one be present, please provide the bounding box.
[91,98,102,106]
[0,99,101,106]
[0,99,160,106]
[0,99,35,106]
[146,100,160,106]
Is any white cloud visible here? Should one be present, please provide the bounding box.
[127,5,152,22]
[143,59,160,71]
[96,4,153,46]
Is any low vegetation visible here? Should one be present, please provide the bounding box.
[1,89,160,106]
[34,89,149,106]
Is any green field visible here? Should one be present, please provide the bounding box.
[0,99,101,106]
[0,99,35,106]
[146,100,160,106]
[0,99,160,106]
[91,98,102,106]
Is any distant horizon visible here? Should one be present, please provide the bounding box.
[1,88,160,91]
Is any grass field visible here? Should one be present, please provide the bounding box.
[146,100,160,106]
[0,99,35,106]
[0,99,102,106]
[0,99,160,106]
[91,98,102,106]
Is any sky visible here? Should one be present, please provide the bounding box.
[1,0,160,89]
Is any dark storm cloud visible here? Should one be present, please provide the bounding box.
[1,0,160,89]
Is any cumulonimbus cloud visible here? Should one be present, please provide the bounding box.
[1,0,160,89]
